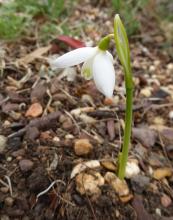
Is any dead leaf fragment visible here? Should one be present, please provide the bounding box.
[16,45,50,66]
[31,82,47,103]
[25,103,43,118]
[151,125,173,145]
[107,119,115,141]
[153,167,172,180]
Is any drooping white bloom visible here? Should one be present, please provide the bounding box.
[49,47,115,98]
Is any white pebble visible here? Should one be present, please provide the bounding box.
[169,111,173,119]
[125,160,140,178]
[155,208,162,216]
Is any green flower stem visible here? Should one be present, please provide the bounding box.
[118,85,133,180]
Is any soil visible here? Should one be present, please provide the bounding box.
[0,1,173,220]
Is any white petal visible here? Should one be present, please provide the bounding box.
[81,58,94,80]
[92,52,115,98]
[49,47,97,70]
[105,50,114,63]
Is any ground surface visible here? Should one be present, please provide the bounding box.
[0,1,173,220]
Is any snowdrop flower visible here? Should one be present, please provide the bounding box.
[49,46,115,98]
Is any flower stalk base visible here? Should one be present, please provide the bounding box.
[118,87,133,180]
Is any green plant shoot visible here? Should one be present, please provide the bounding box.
[114,14,134,180]
[49,14,134,180]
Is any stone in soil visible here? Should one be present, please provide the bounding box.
[7,137,22,150]
[104,172,129,197]
[131,175,150,193]
[27,167,50,192]
[71,160,100,179]
[166,145,173,159]
[0,187,9,193]
[0,135,7,153]
[101,160,116,171]
[75,171,104,200]
[161,194,172,208]
[25,102,43,118]
[153,167,172,180]
[74,139,93,156]
[11,149,25,157]
[125,159,140,178]
[4,197,14,207]
[132,127,157,148]
[0,215,10,220]
[19,159,34,172]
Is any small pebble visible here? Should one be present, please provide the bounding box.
[27,167,50,192]
[6,157,12,162]
[154,60,160,66]
[153,167,172,180]
[101,160,116,171]
[25,102,43,118]
[22,216,30,220]
[59,114,66,123]
[11,149,25,157]
[104,172,129,197]
[166,145,173,159]
[19,159,34,172]
[161,194,172,207]
[4,197,14,206]
[3,120,11,127]
[125,160,140,178]
[153,116,165,125]
[75,171,104,199]
[52,136,60,143]
[149,65,156,72]
[0,215,10,220]
[140,87,152,97]
[65,134,74,139]
[0,187,9,193]
[74,139,93,156]
[169,111,173,119]
[155,208,162,216]
[131,175,150,193]
[0,135,7,153]
[7,137,22,150]
[119,194,133,203]
[167,63,173,70]
[62,118,73,130]
[72,193,85,206]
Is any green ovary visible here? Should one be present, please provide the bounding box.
[83,68,92,79]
